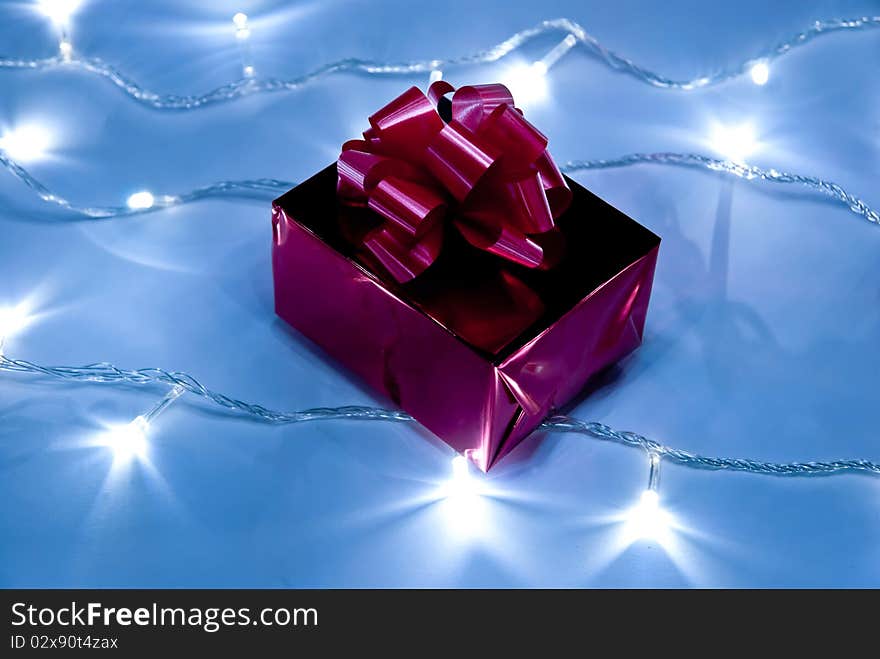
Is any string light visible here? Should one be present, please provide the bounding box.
[0,124,53,163]
[648,452,661,491]
[435,453,491,537]
[36,0,81,59]
[0,346,880,477]
[126,190,155,210]
[3,144,877,225]
[232,12,250,38]
[620,453,677,546]
[36,0,81,24]
[708,122,758,163]
[0,302,34,354]
[443,454,483,499]
[0,151,293,217]
[103,416,149,464]
[539,33,578,70]
[543,415,880,475]
[501,33,577,106]
[1,348,878,478]
[2,16,877,109]
[563,153,880,223]
[627,489,670,542]
[749,60,770,85]
[502,61,549,106]
[99,385,184,466]
[232,12,255,78]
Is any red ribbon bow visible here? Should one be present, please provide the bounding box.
[337,81,572,283]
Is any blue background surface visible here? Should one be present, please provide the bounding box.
[1,0,879,587]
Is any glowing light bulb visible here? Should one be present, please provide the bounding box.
[0,302,33,348]
[95,386,183,469]
[628,489,666,540]
[640,488,659,509]
[622,452,673,542]
[502,61,548,107]
[233,12,251,41]
[443,454,484,499]
[438,454,491,537]
[108,415,149,463]
[750,61,770,86]
[127,191,154,210]
[709,122,758,163]
[500,33,574,106]
[37,0,82,25]
[0,124,53,163]
[232,12,254,73]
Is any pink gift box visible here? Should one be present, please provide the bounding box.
[272,164,659,471]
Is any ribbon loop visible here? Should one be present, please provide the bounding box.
[504,171,554,235]
[455,218,544,269]
[368,177,446,239]
[424,120,499,202]
[368,86,444,161]
[535,150,572,218]
[427,80,456,107]
[363,223,443,283]
[480,105,548,174]
[338,83,572,283]
[337,149,389,198]
[451,84,516,132]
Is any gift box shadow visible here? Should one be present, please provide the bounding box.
[491,174,753,477]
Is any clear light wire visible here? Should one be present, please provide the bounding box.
[542,416,880,477]
[0,351,412,424]
[1,350,878,477]
[561,153,880,225]
[141,384,185,424]
[2,150,877,225]
[1,16,877,109]
[647,452,661,492]
[0,150,292,218]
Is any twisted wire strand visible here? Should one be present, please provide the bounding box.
[1,351,877,477]
[3,149,877,226]
[1,16,878,109]
[0,152,293,218]
[541,417,880,476]
[561,153,880,225]
[0,352,411,424]
[563,15,880,90]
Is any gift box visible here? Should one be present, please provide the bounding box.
[272,84,660,471]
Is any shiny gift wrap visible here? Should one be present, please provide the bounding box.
[272,85,660,471]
